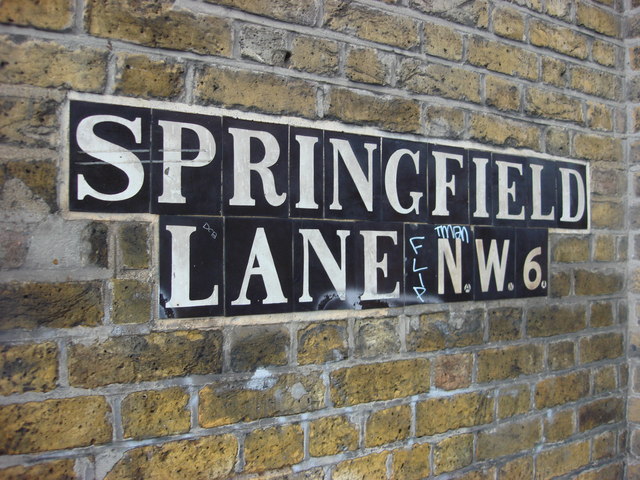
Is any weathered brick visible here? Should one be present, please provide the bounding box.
[122,387,190,439]
[365,404,411,447]
[196,66,317,118]
[535,441,590,480]
[0,0,73,30]
[498,456,533,479]
[630,396,640,422]
[119,223,149,270]
[529,20,589,59]
[397,60,481,103]
[230,325,288,372]
[239,24,288,67]
[0,229,28,269]
[541,57,567,87]
[570,67,621,100]
[326,88,421,134]
[548,341,575,370]
[434,433,473,474]
[333,452,387,480]
[199,372,324,427]
[105,434,237,480]
[244,424,304,473]
[331,359,429,407]
[591,168,625,197]
[592,430,616,460]
[309,415,358,457]
[476,417,541,460]
[485,76,520,112]
[0,459,78,480]
[290,35,339,75]
[297,321,348,365]
[574,463,623,480]
[87,0,231,55]
[580,332,624,363]
[454,468,497,480]
[544,409,575,442]
[553,236,589,262]
[545,128,570,157]
[0,396,111,454]
[416,391,493,436]
[535,371,590,409]
[525,87,583,124]
[324,0,419,49]
[546,0,571,20]
[498,384,530,419]
[576,2,620,37]
[424,23,463,60]
[578,397,624,431]
[591,201,624,229]
[85,221,108,268]
[2,157,57,216]
[425,105,465,138]
[0,342,57,395]
[477,344,544,382]
[467,36,538,80]
[434,353,473,390]
[391,443,430,480]
[593,234,615,261]
[69,330,222,388]
[527,304,586,337]
[592,40,618,67]
[205,0,317,25]
[409,0,489,28]
[0,97,59,148]
[112,279,150,324]
[574,133,622,162]
[469,112,540,150]
[488,307,522,341]
[492,7,524,40]
[591,301,614,327]
[0,281,103,329]
[0,36,106,92]
[574,269,623,295]
[345,47,392,85]
[354,317,400,358]
[114,54,185,99]
[407,310,483,351]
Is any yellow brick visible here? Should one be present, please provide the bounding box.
[486,76,520,112]
[326,88,421,134]
[333,452,388,480]
[544,409,575,442]
[309,415,358,457]
[592,40,618,67]
[416,391,494,436]
[330,359,430,407]
[229,325,288,372]
[0,96,59,149]
[297,321,348,365]
[498,456,533,479]
[345,47,392,85]
[477,344,544,382]
[468,36,538,80]
[86,0,231,56]
[196,66,317,118]
[535,441,590,480]
[545,128,570,157]
[199,372,324,428]
[434,433,473,474]
[407,310,483,352]
[112,279,151,324]
[105,434,237,480]
[580,333,624,363]
[0,342,57,395]
[122,387,190,439]
[527,305,586,337]
[548,341,575,370]
[354,317,400,358]
[391,443,431,480]
[410,0,489,28]
[0,0,73,30]
[469,112,540,150]
[575,463,623,480]
[244,424,304,473]
[586,102,613,132]
[570,66,621,101]
[434,353,473,390]
[546,0,571,20]
[398,60,481,103]
[576,2,620,37]
[590,301,614,327]
[574,269,623,296]
[498,384,530,419]
[529,19,589,59]
[0,396,111,454]
[492,7,525,40]
[573,133,622,162]
[118,222,149,269]
[365,405,411,447]
[114,54,185,99]
[204,0,317,25]
[290,35,340,75]
[424,23,463,60]
[541,57,567,87]
[324,0,419,49]
[592,430,616,460]
[525,87,583,124]
[578,397,624,432]
[591,201,624,229]
[0,459,78,480]
[425,105,465,138]
[535,371,590,409]
[477,418,541,460]
[553,236,589,263]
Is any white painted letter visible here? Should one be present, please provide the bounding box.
[431,150,463,216]
[360,230,400,300]
[384,148,422,215]
[496,160,525,220]
[299,229,350,302]
[475,239,510,292]
[329,138,376,211]
[472,156,490,218]
[559,167,586,223]
[295,135,320,209]
[529,164,555,221]
[437,239,462,294]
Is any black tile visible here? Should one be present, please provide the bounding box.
[491,154,527,227]
[324,130,381,221]
[292,219,358,312]
[222,118,289,217]
[469,150,493,225]
[525,157,557,228]
[69,100,151,213]
[427,144,469,225]
[290,127,324,219]
[515,227,548,298]
[225,217,293,316]
[555,161,588,230]
[404,223,473,305]
[150,109,222,215]
[473,226,516,301]
[159,215,224,319]
[380,138,428,223]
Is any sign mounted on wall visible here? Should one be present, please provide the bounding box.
[68,98,589,319]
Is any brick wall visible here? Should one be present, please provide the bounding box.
[0,0,633,479]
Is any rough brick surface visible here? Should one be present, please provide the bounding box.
[309,415,359,457]
[416,392,493,436]
[244,424,304,472]
[122,387,191,439]
[0,460,78,480]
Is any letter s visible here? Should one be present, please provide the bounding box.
[76,115,144,201]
